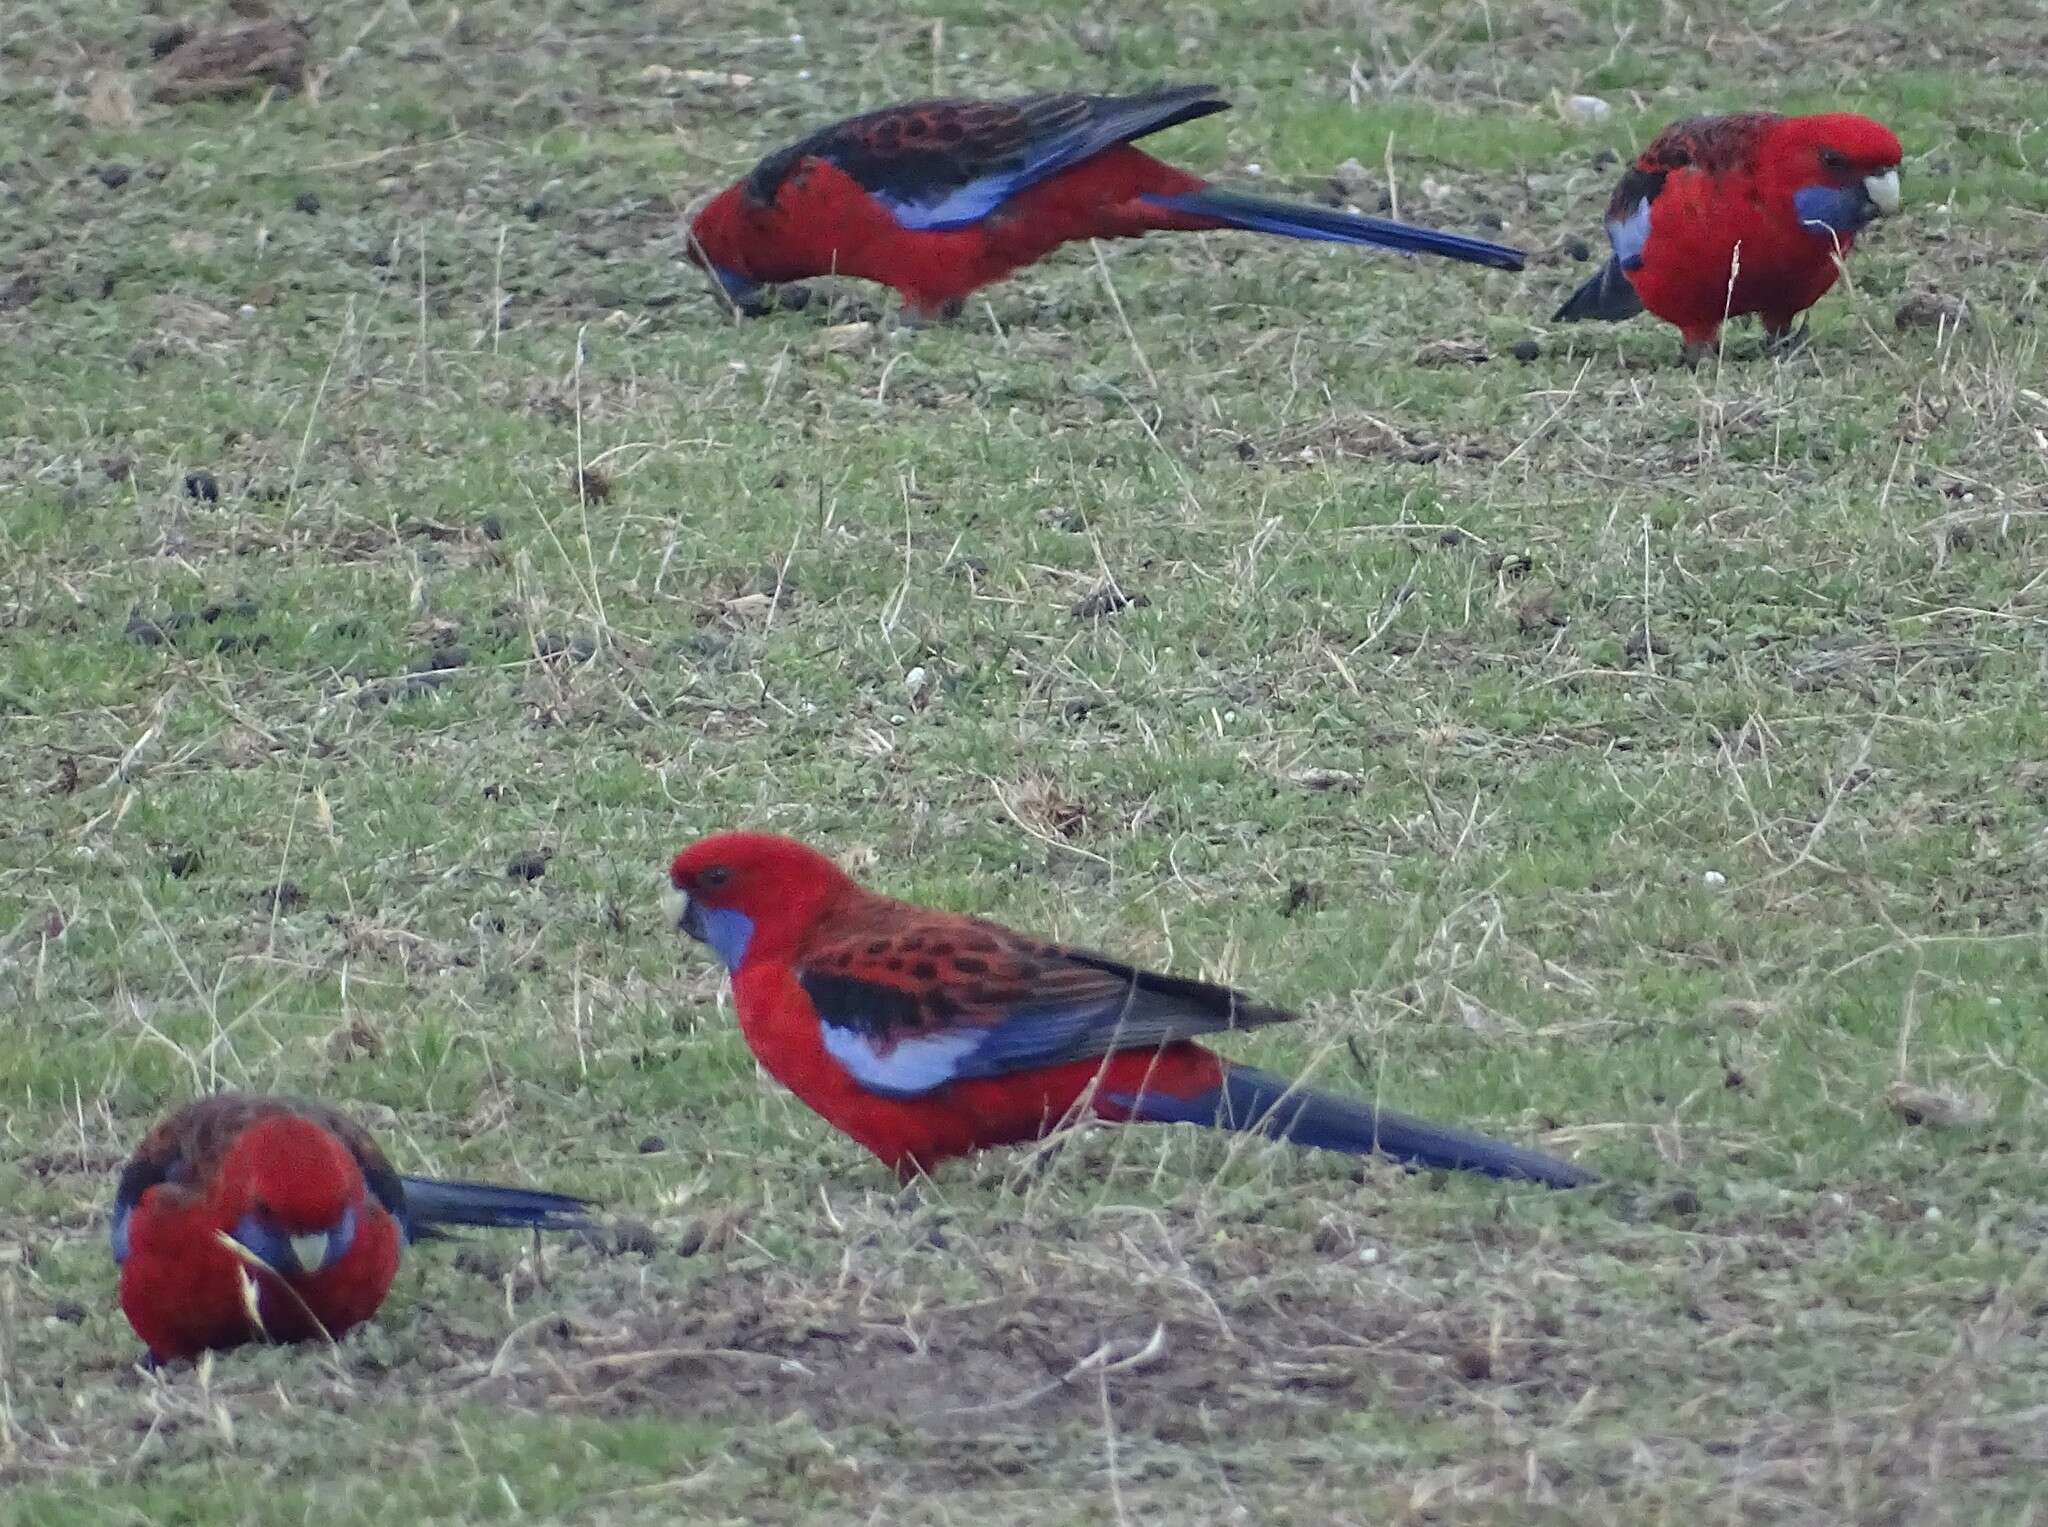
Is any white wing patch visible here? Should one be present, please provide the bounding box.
[880,179,1014,232]
[821,1022,983,1098]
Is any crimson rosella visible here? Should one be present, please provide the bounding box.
[686,85,1527,320]
[112,1093,592,1364]
[667,832,1592,1188]
[1553,112,1902,363]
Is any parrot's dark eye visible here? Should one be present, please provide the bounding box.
[1819,148,1849,174]
[698,865,732,890]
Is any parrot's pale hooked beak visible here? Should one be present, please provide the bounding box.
[1863,168,1902,217]
[289,1231,333,1272]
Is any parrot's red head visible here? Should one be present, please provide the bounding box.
[1766,113,1903,236]
[668,831,860,971]
[217,1115,366,1279]
[685,189,767,311]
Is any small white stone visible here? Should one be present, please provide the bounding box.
[1359,1246,1379,1264]
[1924,1206,1942,1222]
[239,304,258,318]
[797,69,812,80]
[1564,94,1613,126]
[1702,869,1727,888]
[788,32,804,45]
[904,665,929,698]
[1244,162,1263,177]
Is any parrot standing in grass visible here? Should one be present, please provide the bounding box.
[112,1093,593,1364]
[1553,111,1902,363]
[667,832,1592,1188]
[685,85,1527,320]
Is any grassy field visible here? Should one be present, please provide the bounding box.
[4,0,2047,1520]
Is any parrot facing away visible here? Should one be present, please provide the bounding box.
[111,1093,594,1364]
[667,832,1593,1188]
[686,85,1527,320]
[1553,111,1902,363]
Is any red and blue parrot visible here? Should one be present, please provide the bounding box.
[668,832,1592,1188]
[112,1093,592,1364]
[686,85,1527,320]
[1553,112,1902,363]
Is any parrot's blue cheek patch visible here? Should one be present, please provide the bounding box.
[1792,183,1870,239]
[1607,197,1653,272]
[698,906,756,971]
[231,1213,295,1274]
[305,1205,358,1272]
[232,1210,357,1275]
[708,264,765,300]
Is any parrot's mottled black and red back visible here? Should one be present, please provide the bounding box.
[1626,114,1781,190]
[742,85,1228,226]
[112,1094,408,1257]
[112,1093,591,1263]
[795,897,1298,1090]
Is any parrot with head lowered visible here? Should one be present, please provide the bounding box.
[112,1093,593,1364]
[666,832,1592,1188]
[1553,111,1903,364]
[686,85,1527,320]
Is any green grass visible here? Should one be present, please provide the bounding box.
[4,0,2046,1521]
